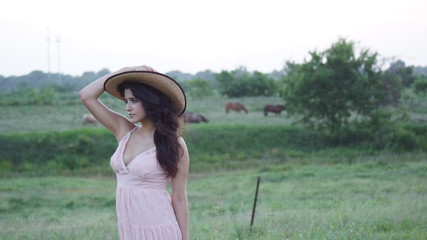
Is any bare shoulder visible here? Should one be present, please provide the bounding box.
[178,136,187,146]
[177,137,190,161]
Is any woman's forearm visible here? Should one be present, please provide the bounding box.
[172,197,189,240]
[78,73,111,101]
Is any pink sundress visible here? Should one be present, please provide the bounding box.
[110,127,182,240]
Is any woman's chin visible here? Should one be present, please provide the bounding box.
[128,118,138,124]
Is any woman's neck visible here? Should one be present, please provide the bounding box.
[137,119,156,136]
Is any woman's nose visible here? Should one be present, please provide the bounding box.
[126,102,131,111]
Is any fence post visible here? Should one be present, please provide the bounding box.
[250,176,261,227]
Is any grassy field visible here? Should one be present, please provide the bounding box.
[0,95,293,134]
[1,95,426,239]
[0,158,426,240]
[1,93,426,134]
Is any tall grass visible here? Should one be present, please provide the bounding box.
[0,124,323,175]
[1,121,426,176]
[0,159,425,239]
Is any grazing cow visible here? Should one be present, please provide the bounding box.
[183,112,209,124]
[263,104,286,116]
[225,102,248,114]
[83,114,98,126]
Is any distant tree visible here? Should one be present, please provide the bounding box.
[28,86,57,105]
[413,66,427,76]
[387,60,416,87]
[376,65,404,107]
[185,78,214,98]
[166,70,194,81]
[245,71,278,96]
[195,70,215,81]
[96,68,110,78]
[282,38,386,134]
[215,70,236,96]
[215,68,278,97]
[81,71,96,79]
[269,70,286,80]
[28,70,46,81]
[413,75,427,97]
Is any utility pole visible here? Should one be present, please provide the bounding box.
[46,27,51,79]
[56,36,61,85]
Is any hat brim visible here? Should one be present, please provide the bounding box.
[104,71,186,116]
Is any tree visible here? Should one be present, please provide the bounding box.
[282,38,385,134]
[387,60,416,87]
[376,66,403,107]
[215,68,278,97]
[414,75,427,98]
[215,70,236,96]
[185,78,214,98]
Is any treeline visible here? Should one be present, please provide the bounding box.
[1,39,426,103]
[0,69,110,93]
[1,38,427,143]
[0,67,284,94]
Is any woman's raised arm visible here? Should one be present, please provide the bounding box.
[78,67,135,141]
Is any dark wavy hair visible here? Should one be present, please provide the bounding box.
[117,81,182,178]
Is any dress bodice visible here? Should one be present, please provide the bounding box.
[110,127,169,189]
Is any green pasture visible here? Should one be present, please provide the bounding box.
[0,96,292,134]
[1,159,426,240]
[0,95,426,239]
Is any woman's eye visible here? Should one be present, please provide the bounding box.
[131,100,138,103]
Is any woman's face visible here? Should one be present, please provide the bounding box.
[124,89,146,123]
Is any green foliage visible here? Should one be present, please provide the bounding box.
[0,128,116,174]
[413,75,427,97]
[387,60,416,87]
[184,78,215,98]
[0,86,58,106]
[1,123,426,175]
[0,125,325,174]
[0,69,111,93]
[377,67,404,107]
[28,86,57,105]
[366,110,410,150]
[215,68,279,97]
[282,38,391,134]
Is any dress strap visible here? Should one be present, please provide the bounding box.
[119,126,138,144]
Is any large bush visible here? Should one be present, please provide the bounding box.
[282,38,402,135]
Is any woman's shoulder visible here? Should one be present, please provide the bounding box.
[115,124,138,143]
[178,136,189,149]
[177,136,186,143]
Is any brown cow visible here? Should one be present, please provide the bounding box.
[225,102,248,114]
[83,114,98,126]
[183,112,208,123]
[263,104,286,116]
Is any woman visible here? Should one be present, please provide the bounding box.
[79,65,189,240]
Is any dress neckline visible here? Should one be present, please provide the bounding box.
[121,126,156,167]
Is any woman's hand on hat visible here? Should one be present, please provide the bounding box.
[121,65,157,72]
[111,65,157,75]
[137,65,157,72]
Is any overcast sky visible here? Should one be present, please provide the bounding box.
[1,0,426,77]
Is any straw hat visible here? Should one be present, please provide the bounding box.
[104,71,186,116]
